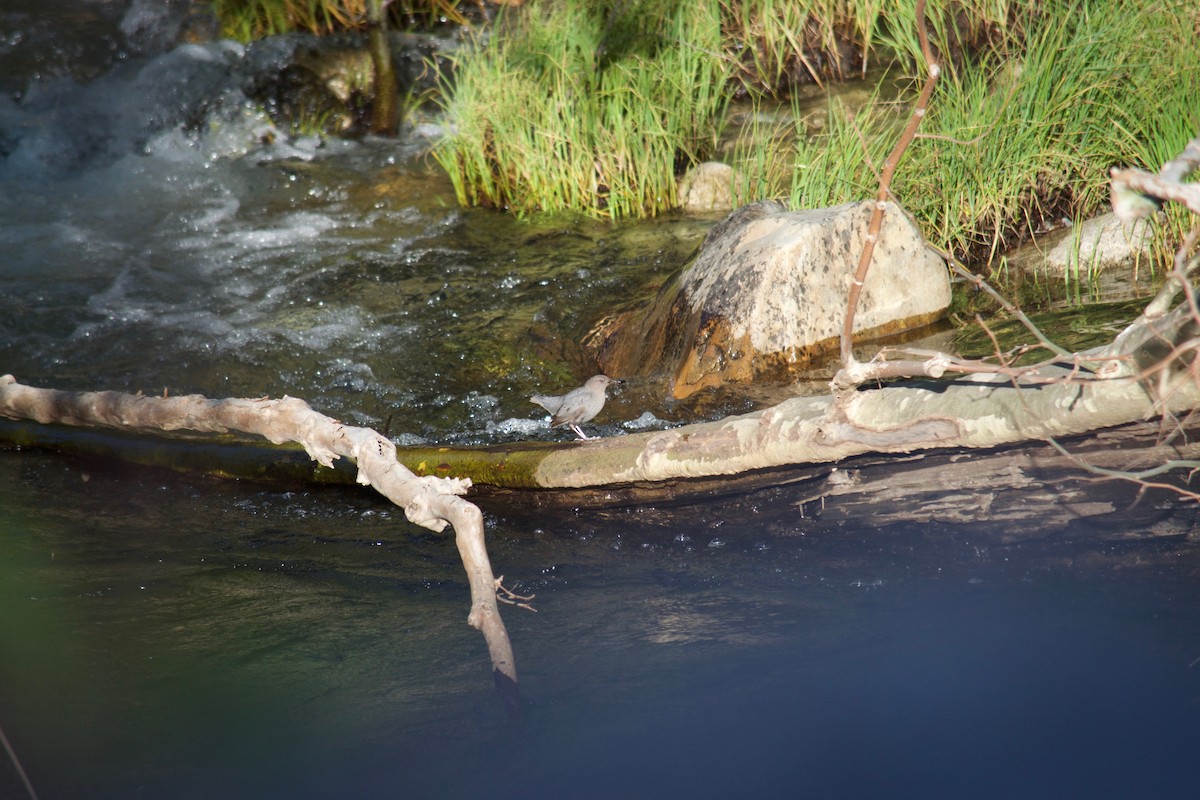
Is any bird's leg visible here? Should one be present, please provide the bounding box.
[570,424,593,440]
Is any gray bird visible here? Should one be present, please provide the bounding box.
[531,374,620,440]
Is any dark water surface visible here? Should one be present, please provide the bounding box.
[2,450,1199,799]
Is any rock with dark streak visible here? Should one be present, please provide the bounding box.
[584,200,951,399]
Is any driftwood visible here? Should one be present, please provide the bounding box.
[4,294,1195,508]
[386,294,1197,496]
[3,396,1195,530]
[472,418,1200,547]
[0,374,519,702]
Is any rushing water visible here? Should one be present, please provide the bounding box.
[2,4,1200,798]
[0,2,715,445]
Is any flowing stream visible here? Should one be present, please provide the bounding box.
[2,4,1199,798]
[0,2,721,444]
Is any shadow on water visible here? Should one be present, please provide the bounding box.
[2,450,1199,799]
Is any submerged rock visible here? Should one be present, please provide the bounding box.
[585,199,951,398]
[1004,211,1155,279]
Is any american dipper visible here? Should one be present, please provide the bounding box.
[531,374,619,440]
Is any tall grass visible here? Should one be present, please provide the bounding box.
[720,0,854,89]
[427,0,1196,255]
[731,91,892,210]
[720,0,1022,92]
[751,0,1198,270]
[215,0,1196,259]
[435,0,1050,222]
[897,0,1199,265]
[215,0,366,39]
[433,0,730,219]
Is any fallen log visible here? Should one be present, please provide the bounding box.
[3,372,1195,536]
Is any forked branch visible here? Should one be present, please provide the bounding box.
[0,374,519,693]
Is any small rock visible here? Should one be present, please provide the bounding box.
[1008,212,1155,278]
[677,161,737,213]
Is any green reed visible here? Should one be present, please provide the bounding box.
[433,0,729,219]
[759,0,1197,270]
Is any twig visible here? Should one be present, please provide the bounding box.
[0,721,39,800]
[976,316,1019,367]
[845,346,1109,386]
[933,245,1074,358]
[1042,435,1200,501]
[837,0,939,380]
[495,575,538,612]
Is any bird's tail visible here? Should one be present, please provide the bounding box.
[530,395,557,412]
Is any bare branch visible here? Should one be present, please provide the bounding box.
[0,374,519,687]
[1111,132,1200,222]
[935,246,1074,358]
[1042,435,1200,501]
[838,0,939,374]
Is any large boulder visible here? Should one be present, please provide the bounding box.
[584,200,951,398]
